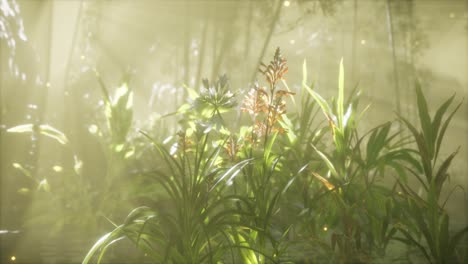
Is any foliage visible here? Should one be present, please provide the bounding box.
[9,48,464,263]
[6,77,137,239]
[394,84,467,264]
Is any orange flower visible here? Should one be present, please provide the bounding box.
[241,47,295,138]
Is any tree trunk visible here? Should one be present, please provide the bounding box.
[250,0,283,84]
[386,0,401,117]
[351,0,358,84]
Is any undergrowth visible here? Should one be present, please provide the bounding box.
[8,48,467,263]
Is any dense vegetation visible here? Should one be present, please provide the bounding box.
[8,48,467,263]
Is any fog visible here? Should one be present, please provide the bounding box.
[1,0,467,263]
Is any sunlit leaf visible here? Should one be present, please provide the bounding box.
[176,103,191,115]
[38,179,50,192]
[88,124,99,134]
[7,124,34,133]
[311,144,338,178]
[312,172,335,190]
[124,149,134,159]
[95,69,111,103]
[279,115,296,142]
[304,84,333,120]
[126,90,134,110]
[12,163,32,178]
[337,58,344,130]
[302,59,307,88]
[169,142,178,156]
[83,232,113,264]
[342,104,352,128]
[210,159,252,191]
[74,155,83,175]
[114,144,125,153]
[280,79,296,107]
[18,188,30,194]
[184,85,199,100]
[232,233,258,264]
[113,82,129,106]
[38,124,68,145]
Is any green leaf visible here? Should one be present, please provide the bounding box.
[311,144,338,178]
[264,131,278,162]
[12,162,32,179]
[431,94,455,155]
[73,156,83,175]
[112,82,130,106]
[304,84,334,122]
[342,104,353,129]
[434,100,462,163]
[280,79,296,107]
[333,129,346,158]
[95,69,111,103]
[38,124,69,145]
[210,159,253,191]
[17,188,30,194]
[395,228,432,263]
[278,115,296,144]
[184,84,199,100]
[415,84,434,159]
[439,213,449,259]
[83,231,119,264]
[434,148,459,197]
[398,115,432,181]
[230,232,259,264]
[114,143,125,153]
[426,186,440,258]
[7,124,68,145]
[37,179,50,192]
[337,58,344,130]
[302,59,308,89]
[381,198,393,241]
[410,200,436,256]
[366,122,392,166]
[7,123,34,133]
[124,148,135,159]
[448,225,468,256]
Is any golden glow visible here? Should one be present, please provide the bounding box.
[361,39,366,45]
[11,256,16,261]
[88,124,98,134]
[323,226,328,231]
[52,165,63,172]
[283,1,290,7]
